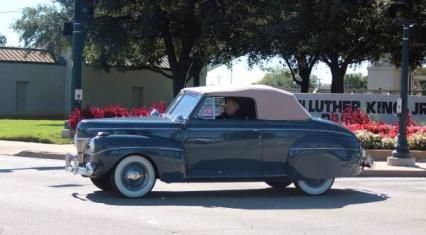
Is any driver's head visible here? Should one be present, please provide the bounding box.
[225,98,240,116]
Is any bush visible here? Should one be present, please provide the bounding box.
[330,106,426,150]
[408,132,426,151]
[381,137,396,150]
[354,130,382,149]
[68,102,166,130]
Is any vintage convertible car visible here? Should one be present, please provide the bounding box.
[65,85,373,198]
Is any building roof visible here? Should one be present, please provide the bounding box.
[182,85,311,121]
[0,47,56,64]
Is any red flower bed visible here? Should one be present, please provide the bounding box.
[331,106,425,138]
[68,102,166,130]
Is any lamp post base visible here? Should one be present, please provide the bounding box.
[387,156,416,167]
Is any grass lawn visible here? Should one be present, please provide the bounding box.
[0,119,72,144]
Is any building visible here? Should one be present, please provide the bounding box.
[367,57,425,94]
[0,47,206,119]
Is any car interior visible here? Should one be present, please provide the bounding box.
[196,96,257,120]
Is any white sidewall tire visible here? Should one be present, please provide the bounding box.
[296,178,334,196]
[113,155,156,198]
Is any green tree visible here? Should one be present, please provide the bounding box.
[12,0,73,60]
[86,0,260,96]
[248,1,319,93]
[312,0,391,93]
[13,0,257,95]
[387,0,426,68]
[344,73,368,90]
[0,34,6,46]
[258,66,320,91]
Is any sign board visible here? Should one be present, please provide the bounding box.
[294,93,426,123]
[396,98,402,114]
[75,89,83,101]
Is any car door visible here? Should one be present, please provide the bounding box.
[185,96,262,179]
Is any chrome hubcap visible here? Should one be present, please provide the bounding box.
[121,163,148,191]
[126,170,143,181]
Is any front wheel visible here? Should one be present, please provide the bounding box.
[112,155,156,198]
[294,178,334,196]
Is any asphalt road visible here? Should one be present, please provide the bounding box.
[0,155,425,235]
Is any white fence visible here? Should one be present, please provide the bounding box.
[294,93,426,123]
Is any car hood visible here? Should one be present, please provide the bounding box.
[76,116,181,138]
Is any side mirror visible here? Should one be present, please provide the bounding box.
[150,109,160,117]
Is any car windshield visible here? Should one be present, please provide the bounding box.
[166,93,201,119]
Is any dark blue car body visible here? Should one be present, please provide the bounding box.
[76,109,365,183]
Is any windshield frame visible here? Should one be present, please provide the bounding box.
[165,92,202,120]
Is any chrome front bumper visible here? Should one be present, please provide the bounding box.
[65,153,95,176]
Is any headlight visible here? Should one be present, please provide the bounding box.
[89,138,96,153]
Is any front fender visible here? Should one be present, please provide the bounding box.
[89,134,186,182]
[287,133,363,179]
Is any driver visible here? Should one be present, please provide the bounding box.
[218,98,245,120]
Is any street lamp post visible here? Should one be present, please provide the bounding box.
[387,1,416,166]
[71,0,83,111]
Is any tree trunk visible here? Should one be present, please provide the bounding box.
[298,68,311,93]
[189,62,203,87]
[173,70,186,97]
[300,78,310,93]
[329,64,348,93]
[193,72,200,87]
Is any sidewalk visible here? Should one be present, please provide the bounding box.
[0,140,425,177]
[0,140,74,160]
[360,161,426,177]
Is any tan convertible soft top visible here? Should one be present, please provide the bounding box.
[182,85,311,121]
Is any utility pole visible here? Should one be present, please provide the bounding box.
[71,0,83,111]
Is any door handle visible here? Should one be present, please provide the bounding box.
[188,137,223,144]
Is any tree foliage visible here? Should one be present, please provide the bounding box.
[257,66,320,91]
[86,0,260,95]
[312,0,391,93]
[385,0,426,68]
[0,34,6,46]
[248,1,319,93]
[12,0,73,60]
[12,0,426,95]
[344,73,368,90]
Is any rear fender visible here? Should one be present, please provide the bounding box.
[287,133,362,179]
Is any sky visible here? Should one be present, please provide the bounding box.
[1,0,369,85]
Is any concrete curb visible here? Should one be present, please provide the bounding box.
[359,169,426,177]
[358,161,426,177]
[367,150,426,162]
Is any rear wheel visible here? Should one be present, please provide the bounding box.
[265,178,293,189]
[294,178,334,196]
[111,155,156,198]
[90,174,113,191]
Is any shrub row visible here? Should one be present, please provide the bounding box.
[354,130,426,150]
[68,102,166,130]
[68,103,426,150]
[333,107,426,150]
